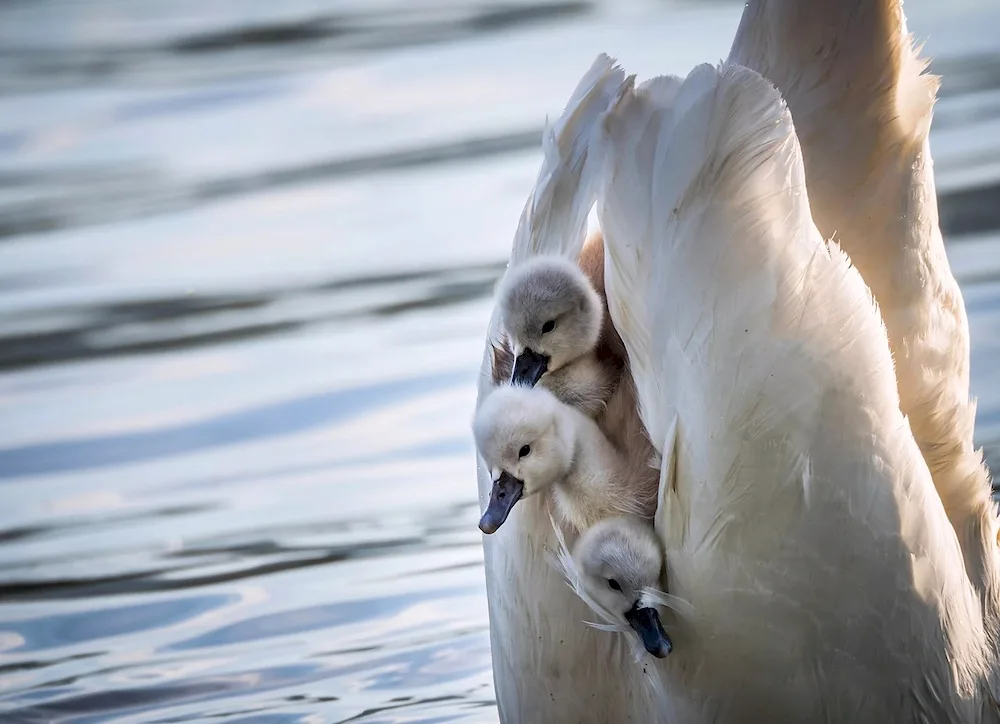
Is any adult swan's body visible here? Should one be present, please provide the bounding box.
[474,0,1000,720]
[597,60,994,723]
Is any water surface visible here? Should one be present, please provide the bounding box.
[2,1,1000,722]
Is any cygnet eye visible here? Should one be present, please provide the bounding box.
[541,320,556,334]
[608,579,622,592]
[518,445,531,458]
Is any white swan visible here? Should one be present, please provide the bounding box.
[477,2,1000,720]
[597,60,994,722]
[473,384,654,534]
[489,233,655,474]
[728,0,1000,645]
[474,55,661,723]
[494,256,616,416]
[557,515,673,658]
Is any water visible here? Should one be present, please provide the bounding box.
[0,1,999,722]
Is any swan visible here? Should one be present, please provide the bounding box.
[473,384,654,534]
[489,233,654,456]
[596,59,995,722]
[728,0,1000,644]
[556,515,673,659]
[476,1,1000,719]
[493,256,616,417]
[474,55,661,723]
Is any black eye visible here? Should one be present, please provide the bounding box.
[541,320,556,334]
[608,579,622,592]
[518,445,531,458]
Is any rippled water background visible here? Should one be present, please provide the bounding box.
[1,1,999,722]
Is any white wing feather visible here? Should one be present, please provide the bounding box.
[597,62,990,718]
[508,54,631,267]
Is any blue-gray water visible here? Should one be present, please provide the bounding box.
[1,1,999,722]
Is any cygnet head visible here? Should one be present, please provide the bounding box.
[497,256,603,387]
[574,517,672,658]
[473,385,574,534]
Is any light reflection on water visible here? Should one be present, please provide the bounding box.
[0,1,999,722]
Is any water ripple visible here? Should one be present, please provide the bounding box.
[1,2,998,723]
[0,371,460,478]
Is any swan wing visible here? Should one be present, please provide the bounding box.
[598,62,820,554]
[598,61,990,717]
[508,54,630,268]
[597,62,809,458]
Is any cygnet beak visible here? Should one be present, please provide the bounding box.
[624,603,673,658]
[478,470,524,534]
[511,348,549,387]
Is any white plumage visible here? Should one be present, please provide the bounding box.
[598,59,995,723]
[474,0,1000,721]
[728,0,1000,667]
[507,55,628,268]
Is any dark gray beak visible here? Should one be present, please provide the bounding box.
[511,348,549,387]
[478,471,525,534]
[624,604,672,658]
